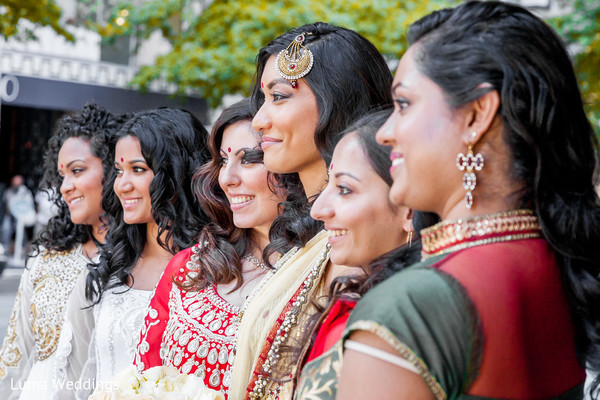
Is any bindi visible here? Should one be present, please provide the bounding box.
[120,157,124,162]
[60,164,63,168]
[228,147,231,153]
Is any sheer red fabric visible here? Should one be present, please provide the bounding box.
[305,299,356,364]
[436,239,585,398]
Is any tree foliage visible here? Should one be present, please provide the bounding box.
[94,0,600,128]
[94,0,454,107]
[548,0,600,133]
[0,0,74,41]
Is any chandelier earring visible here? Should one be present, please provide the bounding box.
[456,132,484,209]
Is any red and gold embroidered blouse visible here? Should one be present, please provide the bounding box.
[134,247,240,398]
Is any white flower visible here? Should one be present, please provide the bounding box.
[88,366,224,400]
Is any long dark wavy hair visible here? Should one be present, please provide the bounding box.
[33,103,128,254]
[282,110,439,381]
[180,98,274,292]
[86,108,211,304]
[408,0,600,394]
[325,110,439,295]
[250,22,394,261]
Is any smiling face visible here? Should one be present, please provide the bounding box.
[58,137,105,227]
[252,56,322,175]
[376,45,468,215]
[218,121,281,238]
[310,133,410,267]
[113,135,155,225]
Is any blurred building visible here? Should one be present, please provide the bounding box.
[0,0,568,191]
[0,0,210,189]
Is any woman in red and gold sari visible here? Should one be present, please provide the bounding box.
[294,111,439,399]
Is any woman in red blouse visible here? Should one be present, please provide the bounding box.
[134,98,284,398]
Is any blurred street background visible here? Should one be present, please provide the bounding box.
[0,263,22,343]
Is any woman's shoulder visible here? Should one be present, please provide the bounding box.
[28,243,86,262]
[307,230,328,247]
[345,254,479,356]
[27,244,88,283]
[164,246,196,278]
[349,256,463,321]
[345,258,481,398]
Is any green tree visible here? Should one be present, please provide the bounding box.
[0,0,74,41]
[549,0,600,133]
[95,0,454,107]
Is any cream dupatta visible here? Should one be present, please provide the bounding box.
[229,230,329,399]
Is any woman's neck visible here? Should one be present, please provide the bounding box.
[82,222,107,259]
[144,222,172,259]
[299,159,328,199]
[440,128,523,221]
[251,226,271,253]
[128,222,173,290]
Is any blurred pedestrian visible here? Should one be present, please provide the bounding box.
[2,175,35,255]
[33,187,59,238]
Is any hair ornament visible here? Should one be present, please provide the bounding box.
[275,32,314,88]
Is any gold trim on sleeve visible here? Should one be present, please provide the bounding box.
[345,320,447,400]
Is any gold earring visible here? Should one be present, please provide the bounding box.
[456,133,484,209]
[406,228,413,247]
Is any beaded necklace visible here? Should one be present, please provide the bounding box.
[247,243,331,400]
[244,254,269,270]
[233,246,300,341]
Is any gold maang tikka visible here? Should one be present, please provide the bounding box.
[275,32,314,88]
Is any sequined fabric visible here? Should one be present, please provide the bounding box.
[30,248,88,361]
[159,284,239,392]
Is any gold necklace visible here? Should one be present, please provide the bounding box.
[421,209,541,259]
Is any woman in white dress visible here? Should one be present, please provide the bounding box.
[0,103,127,399]
[133,98,285,398]
[74,108,211,392]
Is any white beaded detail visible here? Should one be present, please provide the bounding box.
[248,243,331,400]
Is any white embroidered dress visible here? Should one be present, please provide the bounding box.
[0,245,88,400]
[91,285,153,383]
[67,279,154,400]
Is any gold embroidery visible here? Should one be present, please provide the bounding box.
[248,244,331,400]
[0,288,23,375]
[345,320,447,400]
[421,209,541,259]
[29,247,87,361]
[295,341,343,400]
